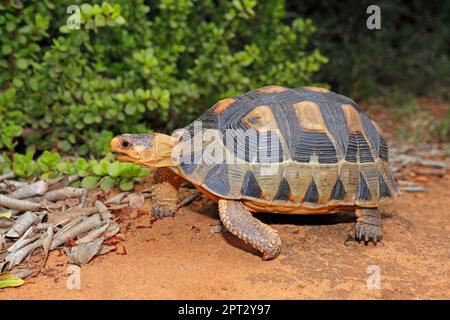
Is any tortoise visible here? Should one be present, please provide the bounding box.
[110,86,399,260]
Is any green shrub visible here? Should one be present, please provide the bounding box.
[0,151,149,191]
[0,0,327,156]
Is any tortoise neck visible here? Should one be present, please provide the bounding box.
[143,133,177,167]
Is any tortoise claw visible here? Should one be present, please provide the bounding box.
[151,203,176,219]
[354,221,382,244]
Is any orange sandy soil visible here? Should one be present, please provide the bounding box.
[1,98,449,300]
[0,173,449,300]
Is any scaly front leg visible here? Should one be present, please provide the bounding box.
[151,168,184,219]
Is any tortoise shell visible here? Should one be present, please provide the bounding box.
[171,86,399,214]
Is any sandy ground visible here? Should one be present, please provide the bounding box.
[1,172,449,300]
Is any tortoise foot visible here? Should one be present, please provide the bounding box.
[354,208,383,244]
[150,182,178,219]
[151,203,176,218]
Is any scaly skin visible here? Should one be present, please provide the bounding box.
[218,199,282,260]
[151,168,184,218]
[354,208,383,243]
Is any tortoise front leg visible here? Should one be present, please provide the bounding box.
[354,208,383,243]
[151,168,184,219]
[218,200,282,260]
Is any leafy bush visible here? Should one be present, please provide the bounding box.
[0,0,327,156]
[0,151,149,191]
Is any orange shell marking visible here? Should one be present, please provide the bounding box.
[302,86,330,93]
[256,86,288,93]
[242,105,278,131]
[213,98,236,114]
[342,104,364,132]
[293,101,326,132]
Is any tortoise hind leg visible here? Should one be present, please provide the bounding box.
[218,200,282,260]
[354,208,383,243]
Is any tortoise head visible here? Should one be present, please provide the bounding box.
[110,133,177,167]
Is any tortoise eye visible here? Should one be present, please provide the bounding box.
[121,140,131,149]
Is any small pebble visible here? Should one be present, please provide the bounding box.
[210,224,223,234]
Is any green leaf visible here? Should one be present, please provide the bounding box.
[106,162,121,177]
[16,58,28,70]
[0,212,12,218]
[119,179,134,191]
[100,176,116,191]
[114,16,126,25]
[0,273,25,289]
[81,176,100,189]
[94,15,106,27]
[80,4,93,17]
[137,168,150,178]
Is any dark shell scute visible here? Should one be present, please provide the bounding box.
[302,179,319,203]
[330,176,346,200]
[204,162,230,196]
[379,174,392,198]
[379,136,389,161]
[274,177,291,201]
[356,172,372,201]
[241,170,262,198]
[293,131,338,164]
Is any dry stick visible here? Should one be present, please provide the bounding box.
[105,192,130,204]
[418,159,450,168]
[7,226,35,252]
[128,192,145,208]
[5,212,40,238]
[25,187,84,203]
[47,175,79,191]
[9,181,48,199]
[11,268,36,279]
[0,194,44,212]
[40,225,54,269]
[50,214,102,249]
[65,237,104,266]
[47,206,99,226]
[400,185,427,192]
[78,189,87,208]
[0,217,14,229]
[76,223,109,245]
[6,237,44,270]
[43,187,85,202]
[0,180,29,193]
[176,191,203,210]
[95,201,112,221]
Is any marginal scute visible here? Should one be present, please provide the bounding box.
[302,179,319,203]
[379,136,389,161]
[330,176,346,200]
[274,177,291,201]
[379,174,391,198]
[213,98,236,114]
[356,172,372,201]
[241,170,262,198]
